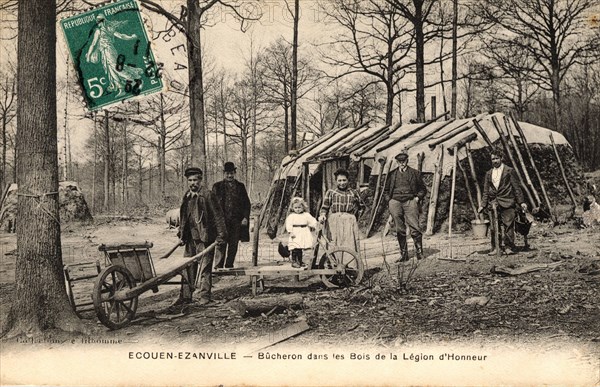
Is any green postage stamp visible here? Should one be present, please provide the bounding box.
[60,0,163,111]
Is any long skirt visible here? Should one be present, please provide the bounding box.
[326,212,360,252]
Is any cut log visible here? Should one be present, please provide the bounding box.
[425,145,444,235]
[447,132,477,155]
[228,294,304,317]
[509,112,555,222]
[376,111,449,153]
[549,133,577,215]
[428,123,474,150]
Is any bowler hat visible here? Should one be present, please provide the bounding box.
[184,167,203,177]
[224,162,237,172]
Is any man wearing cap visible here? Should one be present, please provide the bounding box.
[212,162,251,269]
[385,151,427,261]
[175,167,227,307]
[478,148,527,255]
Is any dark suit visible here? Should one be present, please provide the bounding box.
[481,164,525,250]
[178,187,227,301]
[212,179,251,268]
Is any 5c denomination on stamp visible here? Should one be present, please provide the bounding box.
[60,0,163,111]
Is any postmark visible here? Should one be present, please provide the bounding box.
[60,0,163,111]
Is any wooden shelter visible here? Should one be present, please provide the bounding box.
[260,113,585,239]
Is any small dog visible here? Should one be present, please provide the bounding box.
[582,195,600,228]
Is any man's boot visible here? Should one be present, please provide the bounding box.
[397,234,409,262]
[413,234,424,260]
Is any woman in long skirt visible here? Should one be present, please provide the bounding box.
[318,169,366,252]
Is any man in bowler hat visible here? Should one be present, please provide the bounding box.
[175,167,227,307]
[386,150,427,261]
[212,162,251,269]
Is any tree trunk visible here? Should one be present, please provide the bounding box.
[3,0,83,337]
[284,102,289,153]
[290,0,299,151]
[1,114,6,193]
[92,115,97,213]
[414,4,426,123]
[103,110,110,211]
[220,80,228,162]
[187,0,206,171]
[159,93,166,199]
[121,124,128,205]
[138,151,143,202]
[450,0,458,118]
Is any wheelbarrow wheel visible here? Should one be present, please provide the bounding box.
[319,247,364,288]
[93,265,138,330]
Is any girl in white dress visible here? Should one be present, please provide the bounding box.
[285,197,318,268]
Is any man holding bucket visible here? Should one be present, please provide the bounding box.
[478,148,527,255]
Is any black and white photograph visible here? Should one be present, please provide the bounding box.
[0,0,599,385]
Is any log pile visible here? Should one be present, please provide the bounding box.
[1,182,92,232]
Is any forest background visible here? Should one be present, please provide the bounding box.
[1,0,598,216]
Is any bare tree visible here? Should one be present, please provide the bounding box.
[387,0,440,122]
[259,38,320,153]
[225,76,276,185]
[482,36,540,120]
[0,69,16,193]
[139,0,258,171]
[2,0,84,337]
[320,0,414,125]
[477,0,598,129]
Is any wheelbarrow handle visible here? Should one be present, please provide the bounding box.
[159,241,183,260]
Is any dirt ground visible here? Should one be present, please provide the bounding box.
[1,215,599,372]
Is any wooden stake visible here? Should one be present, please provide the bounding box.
[490,115,536,208]
[465,143,484,221]
[426,145,444,235]
[456,148,479,219]
[503,116,542,208]
[367,159,393,236]
[509,112,555,221]
[549,133,577,214]
[448,146,458,238]
[472,119,494,147]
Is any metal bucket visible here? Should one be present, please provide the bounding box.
[471,219,489,238]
